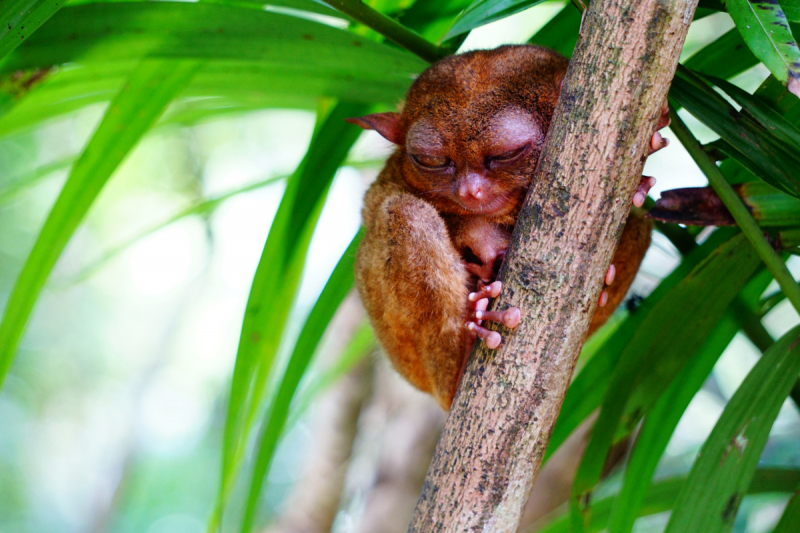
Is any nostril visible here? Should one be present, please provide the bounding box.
[465,181,483,200]
[458,183,483,200]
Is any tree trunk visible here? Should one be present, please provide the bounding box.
[406,1,699,532]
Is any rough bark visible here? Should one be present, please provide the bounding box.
[406,1,699,532]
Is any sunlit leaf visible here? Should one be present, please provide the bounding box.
[684,28,759,81]
[68,173,289,283]
[211,101,368,532]
[445,0,546,39]
[0,58,199,388]
[664,325,800,533]
[0,4,427,81]
[528,3,580,58]
[240,230,362,533]
[0,155,74,205]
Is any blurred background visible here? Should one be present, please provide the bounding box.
[0,2,798,532]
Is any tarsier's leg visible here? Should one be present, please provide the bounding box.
[355,193,476,408]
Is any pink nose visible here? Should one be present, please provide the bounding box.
[458,177,484,202]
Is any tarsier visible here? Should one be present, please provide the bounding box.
[349,45,668,409]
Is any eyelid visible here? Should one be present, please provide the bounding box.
[488,144,530,164]
[410,153,451,169]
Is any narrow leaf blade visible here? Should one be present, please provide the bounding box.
[0,0,63,59]
[445,0,545,39]
[571,232,762,531]
[727,0,800,96]
[0,59,199,387]
[239,230,362,533]
[664,325,800,533]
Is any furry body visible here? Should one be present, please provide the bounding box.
[353,46,652,409]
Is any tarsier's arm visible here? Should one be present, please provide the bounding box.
[355,171,472,407]
[352,45,667,409]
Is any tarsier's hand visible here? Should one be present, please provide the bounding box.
[634,100,670,207]
[466,281,520,349]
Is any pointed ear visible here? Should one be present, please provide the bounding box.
[345,112,402,144]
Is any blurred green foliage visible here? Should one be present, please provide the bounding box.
[0,1,799,533]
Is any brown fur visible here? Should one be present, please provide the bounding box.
[353,45,651,409]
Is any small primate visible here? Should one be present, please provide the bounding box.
[349,45,667,409]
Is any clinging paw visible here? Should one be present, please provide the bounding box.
[466,281,521,349]
[649,100,671,155]
[598,264,616,307]
[633,175,656,208]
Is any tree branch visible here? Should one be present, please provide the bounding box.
[406,1,699,531]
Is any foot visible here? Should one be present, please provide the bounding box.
[466,281,521,349]
[649,100,670,155]
[598,264,616,307]
[633,176,656,208]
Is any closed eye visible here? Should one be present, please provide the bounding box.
[486,144,530,167]
[410,153,452,169]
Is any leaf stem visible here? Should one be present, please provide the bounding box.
[669,108,800,314]
[321,0,448,63]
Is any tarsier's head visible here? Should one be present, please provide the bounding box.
[348,45,568,218]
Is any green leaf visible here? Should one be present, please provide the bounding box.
[773,484,800,533]
[755,74,800,120]
[0,0,63,60]
[707,74,800,154]
[397,0,474,44]
[240,230,363,533]
[606,269,774,533]
[527,3,580,58]
[544,229,732,463]
[738,181,800,226]
[670,66,800,198]
[286,320,374,428]
[0,3,427,76]
[664,325,800,533]
[697,0,800,22]
[684,28,760,81]
[726,0,800,96]
[0,3,426,135]
[533,468,800,533]
[211,101,368,532]
[0,58,199,388]
[571,232,762,532]
[445,0,546,39]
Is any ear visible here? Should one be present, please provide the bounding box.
[345,112,402,144]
